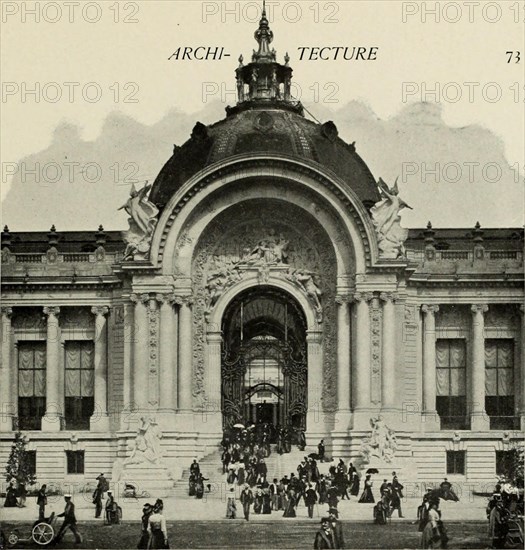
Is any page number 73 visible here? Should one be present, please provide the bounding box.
[506,51,521,63]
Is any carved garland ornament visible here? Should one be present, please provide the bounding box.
[190,202,339,411]
[370,297,382,405]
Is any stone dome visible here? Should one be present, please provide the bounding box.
[150,106,380,210]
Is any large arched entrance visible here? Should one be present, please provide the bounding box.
[221,286,307,435]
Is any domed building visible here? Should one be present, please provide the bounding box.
[1,8,523,493]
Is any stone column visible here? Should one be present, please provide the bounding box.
[178,297,193,411]
[90,306,109,431]
[203,330,223,432]
[353,292,373,411]
[42,307,62,431]
[0,307,13,431]
[306,330,323,441]
[516,304,525,432]
[131,294,149,411]
[380,293,397,411]
[471,304,489,430]
[335,295,351,427]
[158,294,177,412]
[421,305,439,426]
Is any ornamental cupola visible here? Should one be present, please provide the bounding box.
[229,0,302,116]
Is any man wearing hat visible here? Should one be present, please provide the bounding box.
[305,484,318,519]
[54,494,81,544]
[314,518,336,549]
[96,473,109,496]
[240,484,254,521]
[327,507,345,549]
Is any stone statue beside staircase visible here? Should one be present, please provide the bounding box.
[359,415,397,464]
[116,417,174,497]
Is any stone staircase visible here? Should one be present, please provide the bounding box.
[172,445,331,499]
[172,449,224,498]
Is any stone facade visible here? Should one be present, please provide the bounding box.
[1,10,523,493]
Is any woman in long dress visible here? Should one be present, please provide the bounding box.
[283,488,297,518]
[4,480,18,507]
[358,474,375,503]
[421,502,447,549]
[226,488,237,519]
[373,489,390,524]
[137,503,153,549]
[147,500,168,549]
[188,473,196,497]
[350,472,360,497]
[262,487,272,514]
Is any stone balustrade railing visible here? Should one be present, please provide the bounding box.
[405,249,523,264]
[2,251,122,265]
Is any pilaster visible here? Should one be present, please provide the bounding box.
[471,304,489,430]
[0,307,13,431]
[90,306,110,432]
[421,304,440,431]
[42,306,62,431]
[380,293,397,412]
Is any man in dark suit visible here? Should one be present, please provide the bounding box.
[318,440,325,461]
[37,484,47,521]
[314,518,335,549]
[54,495,81,544]
[240,485,254,521]
[328,507,345,548]
[391,472,404,517]
[305,484,318,518]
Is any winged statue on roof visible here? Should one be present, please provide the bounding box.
[370,177,412,259]
[119,181,159,260]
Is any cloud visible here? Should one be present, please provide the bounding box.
[2,101,522,230]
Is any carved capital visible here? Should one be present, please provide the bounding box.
[335,294,353,305]
[520,304,525,316]
[43,306,60,317]
[1,306,13,319]
[380,292,397,303]
[421,304,439,315]
[130,293,152,306]
[354,292,374,303]
[471,304,489,315]
[181,295,194,307]
[156,293,177,306]
[91,306,109,317]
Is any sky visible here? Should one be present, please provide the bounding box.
[1,0,524,230]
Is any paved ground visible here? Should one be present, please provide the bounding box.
[1,519,490,549]
[1,492,494,548]
[1,491,489,522]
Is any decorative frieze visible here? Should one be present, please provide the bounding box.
[370,296,382,405]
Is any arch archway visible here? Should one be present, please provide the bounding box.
[220,286,308,433]
[191,199,337,423]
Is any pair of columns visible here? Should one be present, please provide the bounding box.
[0,305,109,432]
[130,293,192,412]
[421,304,525,430]
[335,292,397,416]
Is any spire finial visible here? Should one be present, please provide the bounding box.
[254,0,273,60]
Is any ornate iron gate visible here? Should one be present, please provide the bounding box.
[221,339,307,430]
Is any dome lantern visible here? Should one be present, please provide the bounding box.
[230,0,302,116]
